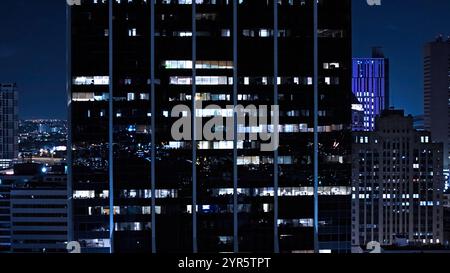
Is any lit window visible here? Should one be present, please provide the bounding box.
[176,31,192,37]
[128,28,137,37]
[140,93,150,100]
[221,29,231,37]
[170,76,232,85]
[259,29,270,37]
[73,191,95,199]
[73,76,109,85]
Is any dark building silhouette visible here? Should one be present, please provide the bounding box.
[444,192,450,246]
[69,0,351,253]
[424,36,450,175]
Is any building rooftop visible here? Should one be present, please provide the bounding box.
[0,83,17,90]
[434,34,450,43]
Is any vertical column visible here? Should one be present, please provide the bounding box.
[273,0,280,254]
[233,0,239,254]
[192,0,198,254]
[66,3,74,244]
[425,159,429,243]
[108,0,115,254]
[313,0,320,254]
[150,0,157,254]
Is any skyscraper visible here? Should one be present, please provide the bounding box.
[352,48,389,131]
[352,110,444,247]
[424,36,450,178]
[68,0,351,253]
[0,83,19,168]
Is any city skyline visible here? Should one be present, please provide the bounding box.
[0,0,449,259]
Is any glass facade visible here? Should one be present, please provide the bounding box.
[69,0,351,253]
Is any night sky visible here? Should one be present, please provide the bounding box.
[0,0,449,119]
[353,0,450,116]
[0,0,66,119]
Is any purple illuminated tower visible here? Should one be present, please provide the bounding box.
[352,48,390,131]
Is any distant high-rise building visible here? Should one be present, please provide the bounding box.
[0,84,19,168]
[69,0,352,253]
[424,36,450,176]
[352,48,390,131]
[352,110,444,247]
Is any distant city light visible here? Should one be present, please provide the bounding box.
[54,146,67,152]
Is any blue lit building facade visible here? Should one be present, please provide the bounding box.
[352,50,389,132]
